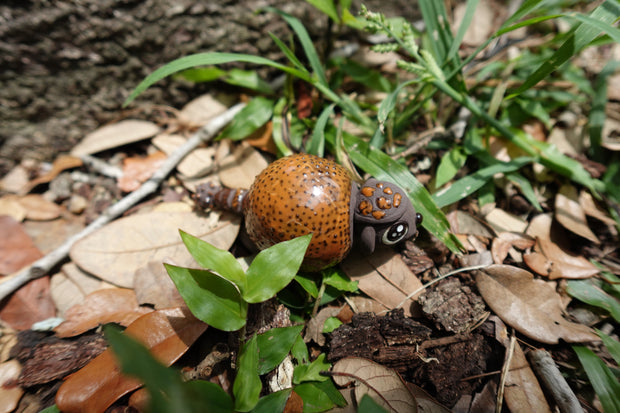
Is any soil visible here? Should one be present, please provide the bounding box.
[0,0,421,177]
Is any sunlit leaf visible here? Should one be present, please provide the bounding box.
[257,325,304,375]
[234,335,261,412]
[217,97,274,141]
[165,264,247,331]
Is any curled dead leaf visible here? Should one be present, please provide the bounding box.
[475,264,599,344]
[554,185,599,243]
[331,357,417,413]
[71,120,160,156]
[524,214,599,279]
[55,307,207,413]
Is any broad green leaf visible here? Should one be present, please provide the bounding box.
[295,273,319,298]
[165,264,247,331]
[257,325,304,375]
[293,382,339,413]
[567,279,620,323]
[436,146,467,188]
[291,334,309,364]
[506,172,543,211]
[573,345,620,413]
[359,394,390,413]
[234,336,262,412]
[293,354,331,384]
[183,381,235,413]
[251,389,292,413]
[597,329,620,366]
[337,132,461,253]
[244,235,312,303]
[217,97,274,141]
[38,406,60,413]
[322,267,358,293]
[322,317,342,333]
[306,103,335,157]
[124,52,310,106]
[180,230,246,291]
[433,157,532,208]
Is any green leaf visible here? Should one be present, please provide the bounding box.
[257,325,304,375]
[218,97,274,141]
[567,279,620,323]
[358,394,390,413]
[322,317,342,334]
[268,33,306,72]
[322,267,358,293]
[124,52,310,106]
[295,380,347,412]
[165,264,247,331]
[446,0,480,63]
[291,334,310,364]
[244,234,312,303]
[234,336,262,412]
[306,0,340,22]
[573,345,620,413]
[293,353,331,384]
[180,230,246,291]
[306,103,335,157]
[266,8,329,87]
[38,406,61,413]
[180,67,225,82]
[597,329,620,367]
[225,69,274,94]
[507,1,620,99]
[295,273,319,298]
[435,146,467,188]
[333,132,462,254]
[506,172,543,211]
[251,389,293,413]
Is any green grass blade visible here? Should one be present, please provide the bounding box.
[446,0,481,62]
[567,279,620,323]
[266,7,329,87]
[124,52,310,106]
[306,103,335,157]
[305,0,339,22]
[589,60,620,159]
[597,329,620,367]
[334,132,462,253]
[573,345,620,413]
[268,32,307,72]
[433,157,532,208]
[507,0,620,99]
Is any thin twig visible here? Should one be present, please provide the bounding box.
[0,103,246,302]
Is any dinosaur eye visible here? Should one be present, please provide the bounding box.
[382,222,409,245]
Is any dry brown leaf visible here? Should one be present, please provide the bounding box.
[70,211,240,288]
[331,357,417,413]
[23,155,83,194]
[555,184,599,243]
[340,247,423,317]
[151,134,216,178]
[55,307,207,413]
[491,232,535,264]
[475,264,598,344]
[179,94,228,126]
[117,151,167,192]
[305,306,342,346]
[0,360,24,413]
[55,288,152,338]
[406,384,451,413]
[484,208,528,234]
[218,143,269,189]
[24,212,84,254]
[0,215,43,275]
[0,276,56,331]
[133,260,185,309]
[17,194,62,221]
[0,195,26,221]
[524,214,600,279]
[51,263,116,317]
[0,164,30,194]
[491,316,552,413]
[245,122,278,154]
[71,119,160,156]
[579,190,617,226]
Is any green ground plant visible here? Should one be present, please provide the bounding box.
[111,0,620,411]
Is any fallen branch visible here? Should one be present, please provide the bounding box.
[0,102,246,302]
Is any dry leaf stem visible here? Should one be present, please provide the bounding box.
[528,350,584,413]
[0,103,246,302]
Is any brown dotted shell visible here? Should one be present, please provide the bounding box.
[243,153,355,271]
